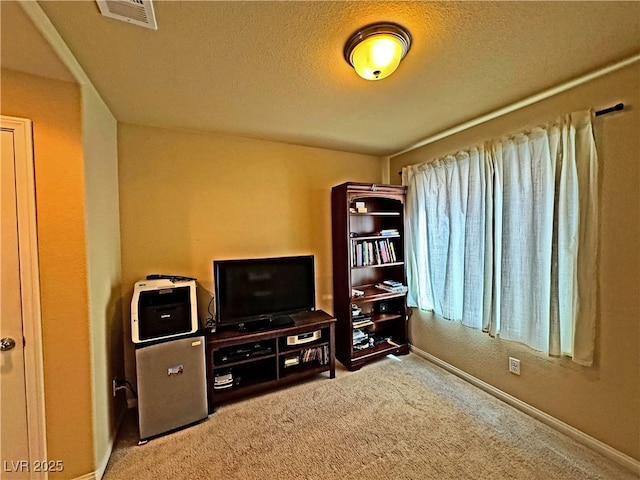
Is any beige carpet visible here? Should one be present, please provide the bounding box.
[104,353,638,480]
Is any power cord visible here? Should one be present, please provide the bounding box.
[113,378,138,398]
[204,294,216,332]
[145,274,196,283]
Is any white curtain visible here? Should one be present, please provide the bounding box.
[403,110,598,365]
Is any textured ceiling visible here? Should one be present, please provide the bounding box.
[3,1,640,156]
[0,1,74,82]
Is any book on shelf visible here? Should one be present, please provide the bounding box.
[352,314,373,328]
[284,355,300,368]
[389,242,397,262]
[375,282,408,294]
[379,229,399,236]
[353,320,373,329]
[350,238,398,267]
[353,330,379,350]
[371,334,394,346]
[352,328,368,346]
[354,333,396,351]
[297,346,327,365]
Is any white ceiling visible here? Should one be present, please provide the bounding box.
[2,1,640,156]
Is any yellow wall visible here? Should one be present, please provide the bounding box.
[1,69,95,477]
[118,122,384,381]
[390,62,640,460]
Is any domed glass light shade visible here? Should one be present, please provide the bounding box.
[344,23,412,81]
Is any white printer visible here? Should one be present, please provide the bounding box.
[131,277,198,344]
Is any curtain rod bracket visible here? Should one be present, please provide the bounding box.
[595,102,624,116]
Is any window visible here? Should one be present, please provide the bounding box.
[402,110,598,365]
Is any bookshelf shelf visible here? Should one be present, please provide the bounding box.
[352,284,407,302]
[352,340,406,360]
[351,262,404,270]
[350,211,401,217]
[351,234,400,241]
[370,312,404,323]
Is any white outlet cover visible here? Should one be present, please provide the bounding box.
[509,357,521,375]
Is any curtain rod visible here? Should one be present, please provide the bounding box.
[392,54,639,159]
[397,102,626,175]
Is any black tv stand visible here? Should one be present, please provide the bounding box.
[238,315,295,332]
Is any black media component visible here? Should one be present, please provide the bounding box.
[377,301,389,313]
[214,342,274,364]
[213,255,316,330]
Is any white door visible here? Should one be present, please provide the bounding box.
[1,118,46,479]
[1,127,30,475]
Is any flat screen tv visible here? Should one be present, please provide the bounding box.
[214,255,315,330]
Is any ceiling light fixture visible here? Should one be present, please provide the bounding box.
[344,22,412,81]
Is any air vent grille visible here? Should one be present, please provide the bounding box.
[97,0,157,30]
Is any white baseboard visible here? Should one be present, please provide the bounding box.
[73,473,97,480]
[410,345,640,476]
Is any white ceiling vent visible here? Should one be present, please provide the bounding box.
[96,0,157,30]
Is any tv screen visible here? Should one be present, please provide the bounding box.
[214,255,315,328]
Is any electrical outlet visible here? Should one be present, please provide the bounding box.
[509,357,521,375]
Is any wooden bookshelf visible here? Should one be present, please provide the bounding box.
[331,183,410,371]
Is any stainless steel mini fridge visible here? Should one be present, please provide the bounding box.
[135,335,208,442]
